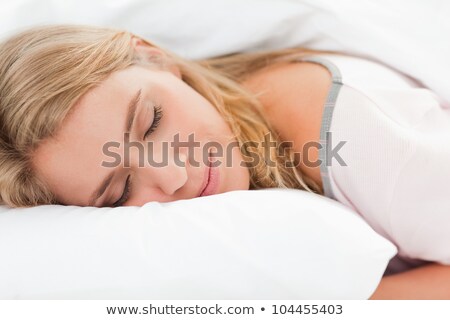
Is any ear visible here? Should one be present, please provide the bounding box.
[131,36,182,79]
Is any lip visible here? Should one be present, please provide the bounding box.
[197,151,220,197]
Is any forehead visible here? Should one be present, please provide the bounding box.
[31,66,152,205]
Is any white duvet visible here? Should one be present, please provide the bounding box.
[1,0,448,103]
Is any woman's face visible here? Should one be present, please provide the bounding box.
[32,45,250,207]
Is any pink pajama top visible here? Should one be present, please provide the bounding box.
[297,53,450,275]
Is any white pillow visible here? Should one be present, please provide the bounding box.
[0,189,396,299]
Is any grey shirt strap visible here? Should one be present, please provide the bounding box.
[294,55,343,199]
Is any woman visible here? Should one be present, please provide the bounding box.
[0,25,449,299]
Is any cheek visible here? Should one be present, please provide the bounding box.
[169,99,228,138]
[159,80,234,149]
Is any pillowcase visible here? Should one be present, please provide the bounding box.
[0,189,396,299]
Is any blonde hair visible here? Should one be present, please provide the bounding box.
[0,24,325,207]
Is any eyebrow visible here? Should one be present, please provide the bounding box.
[125,89,142,133]
[88,89,142,206]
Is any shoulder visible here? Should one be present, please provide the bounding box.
[241,58,332,188]
[241,59,332,150]
[241,59,331,141]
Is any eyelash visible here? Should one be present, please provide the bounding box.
[112,174,132,207]
[112,104,164,207]
[144,105,163,139]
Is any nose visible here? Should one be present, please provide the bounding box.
[131,148,189,202]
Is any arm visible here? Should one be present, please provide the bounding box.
[370,262,450,299]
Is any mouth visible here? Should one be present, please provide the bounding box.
[197,151,220,197]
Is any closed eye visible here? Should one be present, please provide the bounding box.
[111,104,163,207]
[112,174,131,207]
[143,104,163,139]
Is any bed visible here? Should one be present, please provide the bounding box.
[0,0,447,299]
